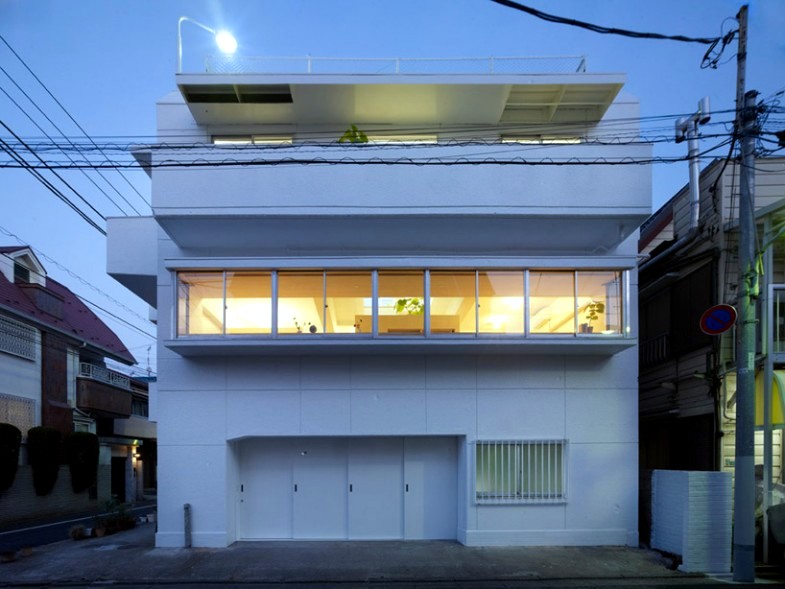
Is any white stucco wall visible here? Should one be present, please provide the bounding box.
[154,349,638,547]
[122,74,648,549]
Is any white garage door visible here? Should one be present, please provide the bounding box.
[237,436,457,540]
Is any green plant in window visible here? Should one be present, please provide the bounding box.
[584,300,605,331]
[338,124,368,144]
[394,297,423,315]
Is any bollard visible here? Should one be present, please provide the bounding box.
[184,503,192,548]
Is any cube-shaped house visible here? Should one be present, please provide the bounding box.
[108,56,650,547]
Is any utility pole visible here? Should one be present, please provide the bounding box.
[733,4,757,583]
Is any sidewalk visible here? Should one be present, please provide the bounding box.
[2,522,776,588]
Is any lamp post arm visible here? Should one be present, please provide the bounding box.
[177,16,217,73]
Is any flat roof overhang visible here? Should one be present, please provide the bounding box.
[176,73,625,127]
[154,214,647,256]
[165,336,635,357]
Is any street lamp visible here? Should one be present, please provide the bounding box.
[177,16,237,73]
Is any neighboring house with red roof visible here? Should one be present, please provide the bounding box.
[0,246,156,511]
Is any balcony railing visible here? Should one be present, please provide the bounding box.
[203,55,588,75]
[78,363,131,391]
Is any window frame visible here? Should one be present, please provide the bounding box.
[474,439,568,505]
[173,268,628,340]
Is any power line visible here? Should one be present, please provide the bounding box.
[0,33,151,214]
[0,139,734,170]
[0,65,138,216]
[0,252,155,342]
[489,0,728,44]
[0,135,106,235]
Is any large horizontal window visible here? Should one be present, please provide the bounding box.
[175,269,626,338]
[475,440,566,504]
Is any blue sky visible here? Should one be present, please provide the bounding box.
[0,0,783,374]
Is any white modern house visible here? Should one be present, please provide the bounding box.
[107,55,651,548]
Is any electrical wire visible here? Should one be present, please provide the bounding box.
[0,33,151,213]
[0,228,154,330]
[489,0,726,44]
[0,136,106,235]
[0,254,155,342]
[0,65,139,216]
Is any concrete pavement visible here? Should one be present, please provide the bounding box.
[0,522,782,588]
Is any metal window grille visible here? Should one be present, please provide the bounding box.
[0,393,36,435]
[0,315,38,361]
[475,440,567,504]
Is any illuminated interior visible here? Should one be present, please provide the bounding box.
[529,271,576,334]
[278,271,323,334]
[479,271,524,334]
[176,269,625,337]
[177,272,224,335]
[326,271,372,334]
[378,270,424,335]
[225,272,272,334]
[430,271,476,334]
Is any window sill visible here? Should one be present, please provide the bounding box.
[164,335,635,357]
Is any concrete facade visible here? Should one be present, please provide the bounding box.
[109,63,651,547]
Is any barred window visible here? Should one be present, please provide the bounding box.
[0,393,36,435]
[0,315,38,361]
[475,440,566,504]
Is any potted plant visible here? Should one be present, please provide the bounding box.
[581,300,605,333]
[394,297,423,315]
[338,124,368,144]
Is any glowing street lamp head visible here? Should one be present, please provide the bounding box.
[177,16,238,72]
[215,30,237,55]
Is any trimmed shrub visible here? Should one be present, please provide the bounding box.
[64,432,99,493]
[0,423,22,493]
[27,426,62,496]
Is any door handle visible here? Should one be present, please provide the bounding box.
[294,484,298,492]
[406,484,409,492]
[349,484,353,492]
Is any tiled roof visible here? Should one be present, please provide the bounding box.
[0,270,136,365]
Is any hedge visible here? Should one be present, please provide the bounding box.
[27,426,62,496]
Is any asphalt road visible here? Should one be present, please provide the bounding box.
[0,504,156,553]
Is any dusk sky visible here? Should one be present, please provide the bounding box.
[1,0,783,375]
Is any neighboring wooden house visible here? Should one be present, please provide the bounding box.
[0,246,155,523]
[638,156,785,542]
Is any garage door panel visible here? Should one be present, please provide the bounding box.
[238,440,293,539]
[405,437,458,539]
[293,456,347,539]
[349,438,404,539]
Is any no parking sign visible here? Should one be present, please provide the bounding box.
[699,304,737,335]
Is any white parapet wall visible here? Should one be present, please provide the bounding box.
[650,470,732,573]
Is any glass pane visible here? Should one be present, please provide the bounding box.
[278,271,324,334]
[529,271,575,334]
[520,442,563,499]
[378,270,424,335]
[478,271,524,334]
[577,271,622,334]
[475,443,519,500]
[325,271,372,334]
[177,272,224,335]
[225,272,272,334]
[430,271,476,334]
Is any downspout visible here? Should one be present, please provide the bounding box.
[640,98,710,273]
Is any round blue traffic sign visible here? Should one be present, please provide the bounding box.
[699,304,737,335]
